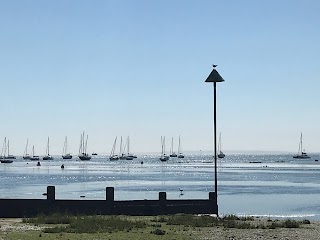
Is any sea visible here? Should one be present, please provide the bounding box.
[1,153,320,220]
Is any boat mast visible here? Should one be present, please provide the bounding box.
[62,137,65,155]
[65,137,67,155]
[2,137,7,159]
[161,136,164,157]
[300,132,303,153]
[119,136,122,156]
[79,133,83,155]
[63,136,67,155]
[7,140,10,156]
[170,137,173,155]
[110,137,117,157]
[24,139,29,156]
[85,134,88,155]
[47,137,50,156]
[297,132,302,155]
[127,136,130,155]
[163,136,166,156]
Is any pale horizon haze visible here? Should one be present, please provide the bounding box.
[1,0,320,156]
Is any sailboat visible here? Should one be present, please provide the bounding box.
[109,137,119,160]
[177,136,184,158]
[1,137,13,163]
[159,136,169,162]
[169,137,177,157]
[78,132,91,161]
[5,140,16,159]
[62,136,72,159]
[125,136,137,160]
[217,133,225,159]
[293,133,310,159]
[23,139,31,160]
[30,146,40,161]
[43,137,53,160]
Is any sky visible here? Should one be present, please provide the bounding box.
[0,0,320,155]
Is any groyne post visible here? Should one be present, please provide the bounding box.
[159,192,167,214]
[47,186,55,201]
[106,187,114,202]
[209,192,218,214]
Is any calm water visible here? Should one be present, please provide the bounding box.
[1,153,320,219]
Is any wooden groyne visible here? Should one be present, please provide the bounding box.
[0,186,218,217]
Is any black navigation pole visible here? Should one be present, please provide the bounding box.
[205,65,225,213]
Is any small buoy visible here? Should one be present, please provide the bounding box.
[141,161,144,164]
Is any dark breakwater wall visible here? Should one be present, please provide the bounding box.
[0,186,218,217]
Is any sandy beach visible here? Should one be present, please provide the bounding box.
[1,217,320,240]
[196,220,320,240]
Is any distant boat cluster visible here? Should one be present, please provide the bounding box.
[109,136,137,160]
[1,132,96,163]
[0,132,189,164]
[159,136,184,162]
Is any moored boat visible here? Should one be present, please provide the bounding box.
[30,146,40,161]
[177,136,184,159]
[293,133,310,159]
[1,137,13,163]
[62,136,73,159]
[43,137,53,160]
[23,139,31,160]
[78,132,91,161]
[159,136,169,162]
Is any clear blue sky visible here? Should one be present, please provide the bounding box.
[1,0,320,155]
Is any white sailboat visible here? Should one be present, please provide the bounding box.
[159,136,169,162]
[293,133,310,159]
[5,140,16,159]
[43,137,53,160]
[62,136,72,159]
[78,132,91,161]
[1,137,13,163]
[109,137,119,160]
[30,146,40,161]
[169,137,177,157]
[23,139,31,160]
[177,136,184,158]
[125,136,137,160]
[217,132,225,159]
